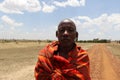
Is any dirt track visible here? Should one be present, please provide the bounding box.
[0,43,120,80]
[88,44,120,80]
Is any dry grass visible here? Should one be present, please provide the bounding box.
[0,42,48,80]
[106,43,120,58]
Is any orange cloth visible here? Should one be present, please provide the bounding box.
[35,41,91,80]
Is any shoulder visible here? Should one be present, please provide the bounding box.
[76,46,89,60]
[38,41,59,58]
[76,45,87,54]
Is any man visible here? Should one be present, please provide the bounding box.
[34,19,91,80]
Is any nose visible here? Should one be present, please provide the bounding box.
[63,30,69,38]
[63,30,68,35]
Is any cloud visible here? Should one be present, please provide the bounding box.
[1,15,23,29]
[114,24,120,31]
[3,26,57,40]
[73,13,120,31]
[33,28,37,32]
[42,2,56,13]
[108,14,120,24]
[72,13,120,40]
[1,13,120,40]
[0,0,41,14]
[0,0,86,14]
[0,24,4,29]
[41,0,85,13]
[53,0,85,7]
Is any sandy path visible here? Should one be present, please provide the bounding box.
[88,44,119,80]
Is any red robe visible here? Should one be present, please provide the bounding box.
[35,41,91,80]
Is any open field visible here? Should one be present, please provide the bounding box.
[0,42,120,80]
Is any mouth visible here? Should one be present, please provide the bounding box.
[61,38,70,41]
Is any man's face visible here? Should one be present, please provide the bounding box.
[56,22,78,46]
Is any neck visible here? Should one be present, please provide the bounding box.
[58,43,75,54]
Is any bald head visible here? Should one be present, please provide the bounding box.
[58,19,76,30]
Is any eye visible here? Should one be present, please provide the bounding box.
[68,28,74,32]
[70,29,74,31]
[59,29,64,33]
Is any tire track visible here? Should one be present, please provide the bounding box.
[88,44,119,80]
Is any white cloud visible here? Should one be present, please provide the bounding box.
[0,0,86,14]
[0,0,41,14]
[0,24,4,29]
[1,13,120,40]
[42,2,56,13]
[33,28,37,32]
[71,16,93,29]
[97,32,104,36]
[1,15,23,29]
[72,13,120,40]
[114,24,120,31]
[108,14,120,24]
[53,0,85,7]
[0,24,57,40]
[88,29,96,34]
[77,16,92,22]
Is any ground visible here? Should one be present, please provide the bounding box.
[88,44,120,80]
[0,42,120,80]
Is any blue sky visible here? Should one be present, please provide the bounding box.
[0,0,120,40]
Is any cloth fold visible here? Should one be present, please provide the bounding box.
[35,41,91,80]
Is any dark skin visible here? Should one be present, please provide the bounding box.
[56,19,78,58]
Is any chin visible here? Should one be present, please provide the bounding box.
[61,42,73,46]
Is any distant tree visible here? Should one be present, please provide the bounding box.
[47,40,52,43]
[38,40,41,44]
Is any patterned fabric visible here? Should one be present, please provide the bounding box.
[34,41,91,80]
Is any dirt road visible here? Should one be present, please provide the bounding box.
[88,44,119,80]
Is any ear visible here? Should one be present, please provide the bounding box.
[75,32,78,41]
[76,31,78,38]
[56,31,58,37]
